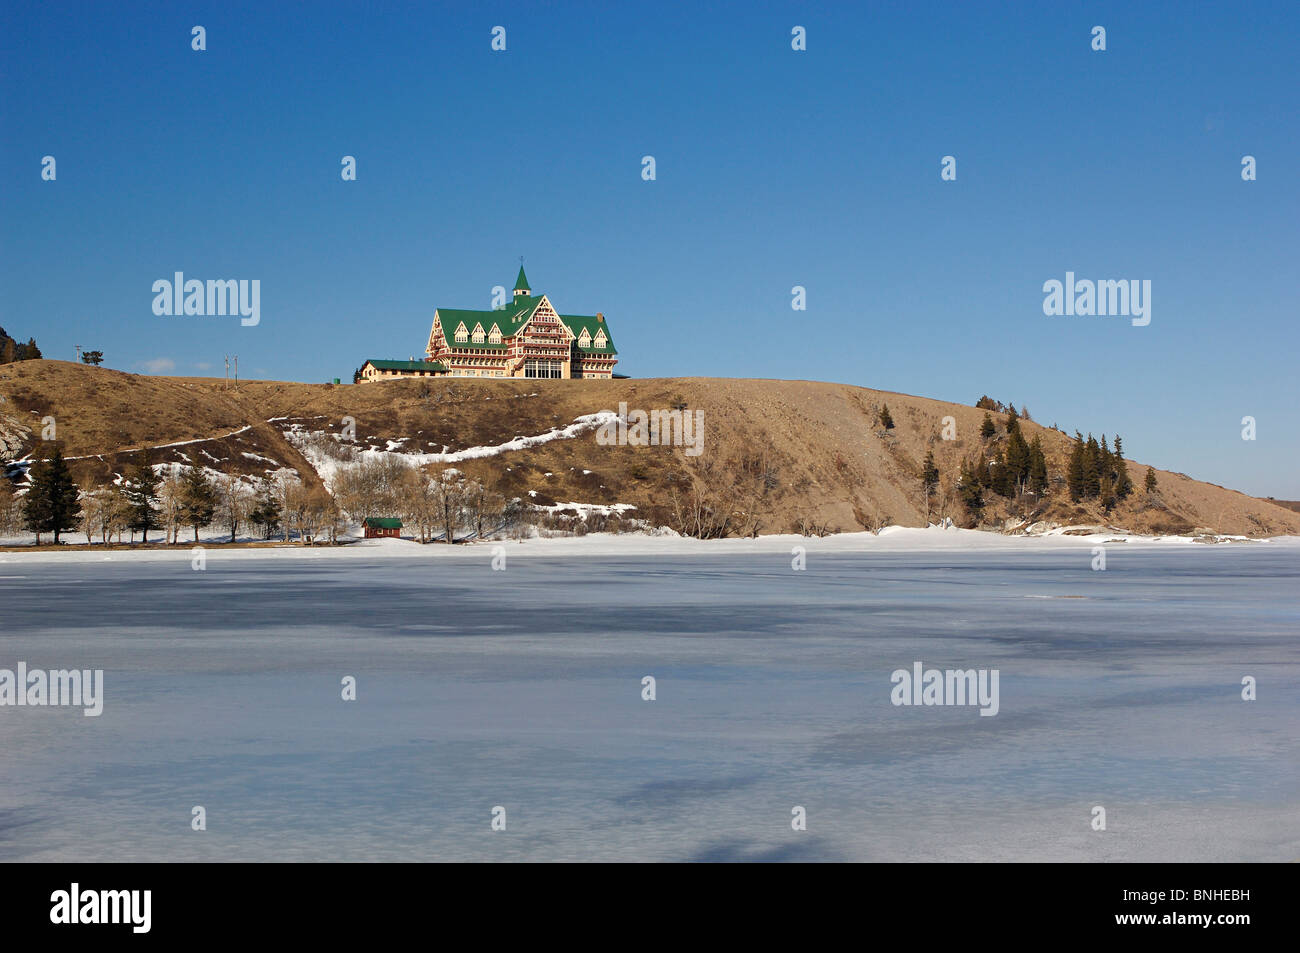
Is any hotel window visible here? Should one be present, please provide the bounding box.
[455,324,468,343]
[578,329,591,348]
[593,331,606,349]
[523,359,562,379]
[472,324,485,344]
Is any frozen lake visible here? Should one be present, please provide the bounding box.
[1,536,1297,861]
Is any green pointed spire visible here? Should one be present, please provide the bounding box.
[513,264,530,292]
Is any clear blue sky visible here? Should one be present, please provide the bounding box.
[1,1,1296,496]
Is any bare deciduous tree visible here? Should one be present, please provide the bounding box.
[395,469,439,543]
[462,480,505,540]
[333,457,410,531]
[158,470,185,544]
[217,469,251,543]
[274,471,303,542]
[431,470,466,544]
[669,487,733,539]
[0,478,22,537]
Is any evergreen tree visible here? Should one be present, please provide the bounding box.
[958,458,985,519]
[1005,405,1020,435]
[1067,433,1086,502]
[980,413,996,439]
[992,448,1014,498]
[1005,424,1031,490]
[22,444,80,543]
[1100,475,1117,515]
[878,403,895,430]
[125,453,162,542]
[249,476,280,538]
[1144,467,1158,494]
[81,350,104,366]
[1083,435,1102,499]
[921,450,940,521]
[1113,435,1133,498]
[921,451,940,493]
[180,466,218,542]
[1029,435,1048,495]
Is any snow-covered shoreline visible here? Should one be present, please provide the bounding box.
[3,524,1295,565]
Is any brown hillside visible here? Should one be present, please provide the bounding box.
[3,360,1297,538]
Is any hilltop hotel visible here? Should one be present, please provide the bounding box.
[359,267,618,381]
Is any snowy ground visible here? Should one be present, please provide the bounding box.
[1,533,1297,861]
[2,522,1289,563]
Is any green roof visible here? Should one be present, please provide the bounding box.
[435,296,543,350]
[514,265,530,292]
[364,517,402,528]
[364,359,447,371]
[560,314,617,354]
[433,290,617,355]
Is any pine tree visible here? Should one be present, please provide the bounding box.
[22,444,80,543]
[1083,435,1102,499]
[180,466,218,542]
[1029,435,1048,495]
[958,458,985,519]
[1005,424,1031,490]
[1144,467,1158,494]
[125,453,162,542]
[879,403,895,430]
[1113,435,1132,498]
[250,476,280,538]
[992,448,1014,498]
[1067,433,1086,502]
[922,450,940,493]
[980,413,996,439]
[1100,475,1117,515]
[1005,405,1020,435]
[921,450,940,521]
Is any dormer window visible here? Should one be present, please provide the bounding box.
[593,331,607,349]
[489,324,502,344]
[578,329,591,348]
[472,323,485,344]
[454,323,468,344]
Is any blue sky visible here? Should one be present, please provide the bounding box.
[1,1,1296,496]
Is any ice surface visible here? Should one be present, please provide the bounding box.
[0,536,1297,861]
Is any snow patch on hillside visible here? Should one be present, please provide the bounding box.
[284,412,618,489]
[534,501,638,519]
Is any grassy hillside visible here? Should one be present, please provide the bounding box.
[3,359,1297,537]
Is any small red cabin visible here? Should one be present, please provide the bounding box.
[363,517,403,539]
